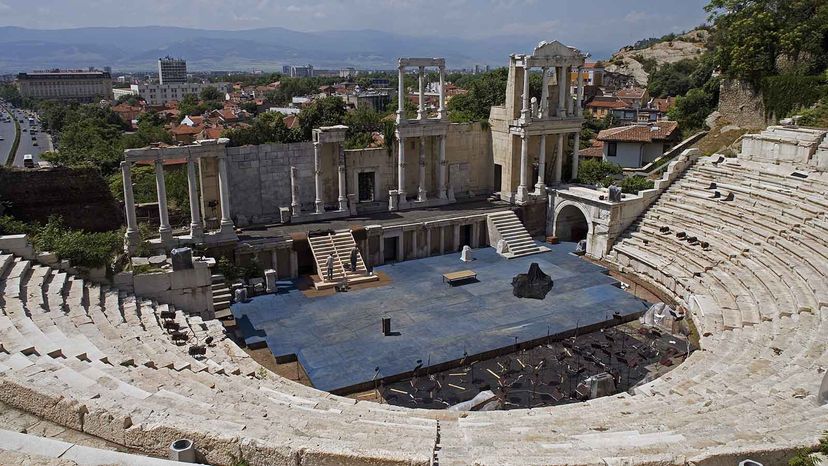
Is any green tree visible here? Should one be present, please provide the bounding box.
[223,112,298,146]
[448,68,509,122]
[706,0,828,83]
[200,86,223,102]
[0,84,23,107]
[648,59,705,97]
[577,159,622,186]
[668,77,721,132]
[297,96,346,140]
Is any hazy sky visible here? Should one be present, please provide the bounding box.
[0,0,710,52]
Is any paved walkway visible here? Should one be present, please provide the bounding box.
[232,242,650,393]
[238,198,511,239]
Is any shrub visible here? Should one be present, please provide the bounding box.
[620,176,655,194]
[217,257,240,283]
[0,215,36,235]
[31,216,122,269]
[578,159,622,186]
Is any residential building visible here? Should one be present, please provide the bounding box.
[112,88,137,100]
[158,57,187,84]
[339,67,357,78]
[284,65,314,77]
[346,91,391,111]
[16,69,113,102]
[615,86,649,109]
[597,121,680,168]
[585,96,627,119]
[131,82,230,106]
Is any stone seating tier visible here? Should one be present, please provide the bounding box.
[0,151,827,465]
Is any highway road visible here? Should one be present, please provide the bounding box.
[0,104,51,167]
[0,105,17,164]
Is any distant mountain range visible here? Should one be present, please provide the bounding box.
[0,26,616,74]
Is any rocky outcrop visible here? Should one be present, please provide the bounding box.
[605,29,710,86]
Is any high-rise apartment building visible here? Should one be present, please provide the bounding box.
[158,57,187,84]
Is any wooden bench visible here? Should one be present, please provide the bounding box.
[442,270,477,286]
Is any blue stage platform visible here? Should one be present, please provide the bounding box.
[231,242,650,393]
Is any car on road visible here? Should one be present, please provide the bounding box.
[32,141,38,146]
[22,128,27,132]
[0,136,4,141]
[23,154,34,168]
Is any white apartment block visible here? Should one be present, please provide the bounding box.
[131,82,230,106]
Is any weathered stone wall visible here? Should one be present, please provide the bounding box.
[717,79,769,130]
[223,142,315,226]
[218,122,495,226]
[0,167,123,232]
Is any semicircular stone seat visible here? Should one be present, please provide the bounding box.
[0,148,827,465]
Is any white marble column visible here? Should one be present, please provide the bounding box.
[540,67,549,118]
[417,66,425,120]
[396,64,405,122]
[186,157,203,240]
[576,66,585,117]
[397,134,407,207]
[438,65,446,120]
[290,166,300,216]
[121,161,140,251]
[270,249,279,275]
[154,159,173,242]
[566,65,574,116]
[417,136,427,202]
[554,133,564,183]
[313,141,323,214]
[516,132,529,203]
[521,64,531,122]
[337,143,347,211]
[535,134,546,193]
[571,131,581,181]
[217,155,234,233]
[557,66,566,118]
[438,135,447,199]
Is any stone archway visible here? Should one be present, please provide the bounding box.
[554,203,589,243]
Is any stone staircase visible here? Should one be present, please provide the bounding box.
[307,231,378,290]
[487,211,549,259]
[211,273,232,320]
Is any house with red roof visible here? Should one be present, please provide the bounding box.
[585,96,627,119]
[597,121,680,168]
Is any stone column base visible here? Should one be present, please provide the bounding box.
[124,229,140,254]
[515,185,529,204]
[534,183,547,195]
[159,228,174,245]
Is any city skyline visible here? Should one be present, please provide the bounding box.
[0,0,710,60]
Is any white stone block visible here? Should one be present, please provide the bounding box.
[134,271,171,295]
[36,251,59,266]
[265,269,277,293]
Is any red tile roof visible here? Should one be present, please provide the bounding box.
[170,124,202,135]
[578,141,604,158]
[616,87,647,100]
[651,97,676,113]
[586,96,627,109]
[597,121,679,143]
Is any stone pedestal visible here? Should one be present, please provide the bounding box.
[265,269,277,293]
[388,190,399,211]
[460,245,473,262]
